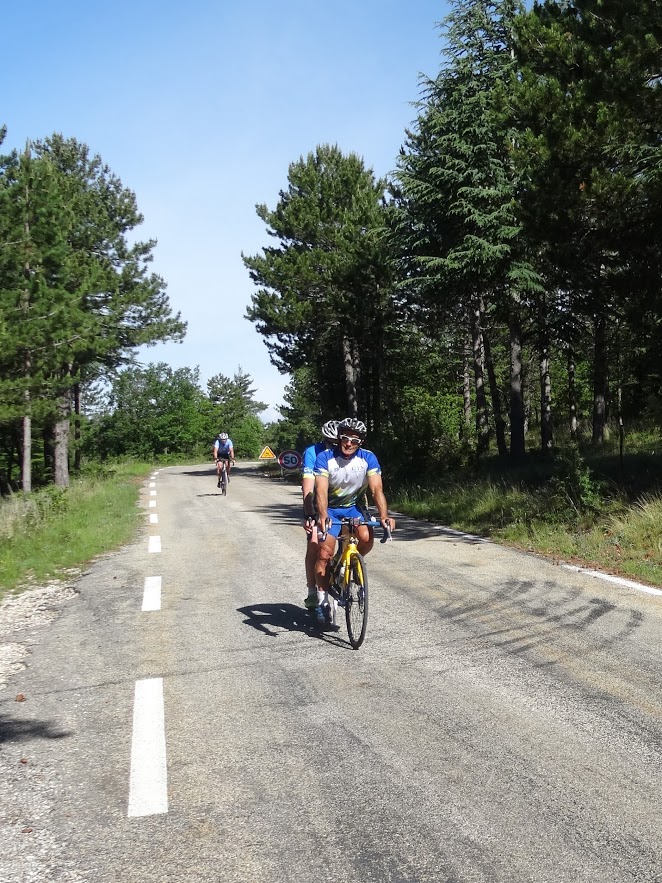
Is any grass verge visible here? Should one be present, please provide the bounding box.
[390,457,662,589]
[0,462,153,603]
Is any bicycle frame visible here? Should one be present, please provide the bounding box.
[324,518,366,627]
[317,515,390,645]
[216,458,228,494]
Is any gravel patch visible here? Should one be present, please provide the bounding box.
[0,577,84,883]
[0,580,78,691]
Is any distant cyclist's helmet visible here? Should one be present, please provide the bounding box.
[322,420,339,441]
[337,417,367,441]
[219,432,229,440]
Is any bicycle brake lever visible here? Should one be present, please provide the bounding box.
[380,527,392,544]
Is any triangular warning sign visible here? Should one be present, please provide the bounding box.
[259,446,277,460]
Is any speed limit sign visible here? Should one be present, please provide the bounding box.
[278,449,302,470]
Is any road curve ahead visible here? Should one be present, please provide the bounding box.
[1,461,662,883]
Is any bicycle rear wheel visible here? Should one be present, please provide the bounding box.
[345,553,368,649]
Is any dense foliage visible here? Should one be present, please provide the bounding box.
[0,133,185,491]
[246,1,662,484]
[84,364,268,462]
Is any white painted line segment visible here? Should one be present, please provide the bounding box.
[149,482,156,488]
[149,490,157,497]
[148,536,161,554]
[434,525,487,542]
[561,564,662,597]
[149,500,156,508]
[149,514,158,524]
[142,576,162,612]
[128,678,168,817]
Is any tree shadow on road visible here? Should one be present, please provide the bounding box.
[0,713,72,744]
[237,602,355,649]
[248,497,485,544]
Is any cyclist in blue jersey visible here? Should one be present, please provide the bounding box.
[213,432,235,486]
[313,417,394,621]
[302,420,338,611]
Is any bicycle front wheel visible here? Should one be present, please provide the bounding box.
[345,553,368,649]
[221,468,227,496]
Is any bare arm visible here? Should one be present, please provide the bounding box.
[315,475,330,529]
[367,474,393,529]
[302,475,315,518]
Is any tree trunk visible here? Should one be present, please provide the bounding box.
[615,320,624,473]
[21,144,33,494]
[54,396,71,488]
[509,311,525,458]
[592,314,608,445]
[567,347,578,441]
[539,305,553,454]
[21,414,32,494]
[463,341,472,435]
[74,382,82,472]
[481,300,507,458]
[371,322,384,438]
[342,335,358,417]
[470,303,489,455]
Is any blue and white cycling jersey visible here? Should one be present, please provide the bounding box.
[214,438,233,457]
[301,442,327,477]
[313,447,381,508]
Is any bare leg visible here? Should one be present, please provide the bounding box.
[314,534,337,591]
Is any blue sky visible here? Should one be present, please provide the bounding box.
[4,0,450,420]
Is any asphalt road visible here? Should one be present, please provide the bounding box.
[2,462,662,883]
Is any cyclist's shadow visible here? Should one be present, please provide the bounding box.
[237,602,350,647]
[237,602,311,638]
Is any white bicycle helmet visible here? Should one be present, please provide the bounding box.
[219,432,229,440]
[337,417,367,441]
[322,420,339,441]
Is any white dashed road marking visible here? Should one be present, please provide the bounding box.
[149,500,156,508]
[149,482,156,488]
[142,576,162,612]
[148,536,161,554]
[149,490,157,497]
[150,514,158,524]
[128,678,168,817]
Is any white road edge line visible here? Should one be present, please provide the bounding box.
[149,482,156,488]
[149,490,157,497]
[149,514,158,524]
[426,518,660,598]
[128,678,168,817]
[560,564,662,597]
[148,536,161,554]
[142,576,162,612]
[149,500,156,508]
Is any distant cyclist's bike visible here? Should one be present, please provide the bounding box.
[215,458,231,495]
[319,516,391,649]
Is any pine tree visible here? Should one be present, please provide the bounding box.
[394,0,539,457]
[243,144,395,430]
[0,134,187,488]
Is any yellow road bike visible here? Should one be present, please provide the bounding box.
[321,516,391,649]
